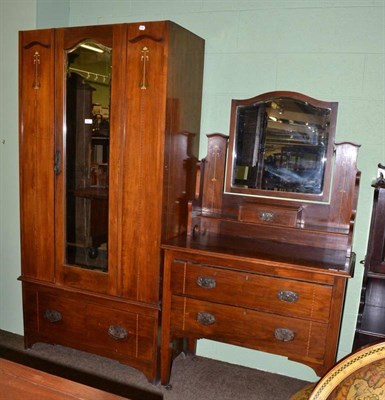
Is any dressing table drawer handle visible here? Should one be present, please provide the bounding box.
[259,211,274,222]
[108,325,128,340]
[196,276,217,289]
[43,309,62,323]
[274,328,295,342]
[197,312,216,326]
[277,290,299,303]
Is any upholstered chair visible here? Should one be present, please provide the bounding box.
[290,341,385,400]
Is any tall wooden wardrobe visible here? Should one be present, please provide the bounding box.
[18,21,204,381]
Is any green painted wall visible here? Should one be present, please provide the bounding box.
[1,0,384,382]
[37,0,69,28]
[0,0,37,339]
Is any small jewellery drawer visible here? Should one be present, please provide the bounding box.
[238,203,302,227]
[171,261,332,322]
[37,292,155,362]
[171,295,327,363]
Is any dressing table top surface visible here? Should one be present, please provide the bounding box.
[162,233,353,276]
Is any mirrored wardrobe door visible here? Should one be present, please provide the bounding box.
[65,39,111,272]
[54,25,125,294]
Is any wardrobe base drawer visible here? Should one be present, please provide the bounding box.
[22,282,159,381]
[37,292,157,361]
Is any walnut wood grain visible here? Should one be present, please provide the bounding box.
[0,346,163,400]
[160,97,359,384]
[19,21,204,383]
[19,29,55,282]
[160,247,353,384]
[170,295,328,364]
[170,260,333,322]
[21,281,159,381]
[0,358,128,400]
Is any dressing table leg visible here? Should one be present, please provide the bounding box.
[160,252,173,385]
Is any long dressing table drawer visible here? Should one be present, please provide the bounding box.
[171,295,327,363]
[170,260,333,322]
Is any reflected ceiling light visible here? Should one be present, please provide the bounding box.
[271,101,284,114]
[80,43,104,53]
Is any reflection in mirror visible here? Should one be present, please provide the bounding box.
[228,93,337,200]
[65,40,111,272]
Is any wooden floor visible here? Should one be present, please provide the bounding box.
[0,345,162,400]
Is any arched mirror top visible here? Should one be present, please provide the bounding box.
[225,91,338,203]
[65,40,112,85]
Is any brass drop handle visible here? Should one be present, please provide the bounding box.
[196,276,217,289]
[274,328,295,342]
[196,312,216,326]
[108,325,128,340]
[259,211,274,222]
[277,290,299,303]
[43,309,62,323]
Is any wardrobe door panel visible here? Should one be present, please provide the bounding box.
[19,29,55,281]
[120,22,168,303]
[162,23,204,241]
[54,25,124,295]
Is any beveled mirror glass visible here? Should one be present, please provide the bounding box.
[226,92,337,202]
[65,40,111,272]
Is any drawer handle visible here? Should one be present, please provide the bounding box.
[277,290,299,303]
[108,325,128,340]
[196,276,217,289]
[274,328,295,342]
[197,312,216,326]
[43,309,62,323]
[259,211,274,222]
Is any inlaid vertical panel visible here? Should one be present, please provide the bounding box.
[19,29,55,281]
[120,21,168,303]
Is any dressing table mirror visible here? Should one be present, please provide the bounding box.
[226,91,337,202]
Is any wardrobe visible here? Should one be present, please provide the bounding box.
[19,21,204,382]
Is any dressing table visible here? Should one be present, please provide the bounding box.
[160,91,360,384]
